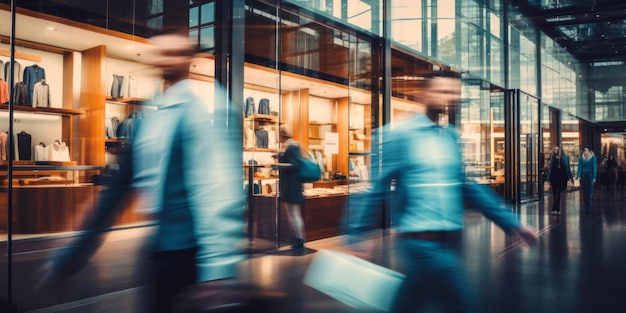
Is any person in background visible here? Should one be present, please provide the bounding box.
[345,70,538,313]
[547,146,573,215]
[37,28,245,313]
[577,148,597,214]
[606,154,618,186]
[277,126,307,249]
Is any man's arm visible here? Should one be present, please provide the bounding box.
[463,181,538,246]
[50,145,135,276]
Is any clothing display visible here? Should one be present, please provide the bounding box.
[116,111,142,140]
[267,128,277,149]
[105,117,121,139]
[33,80,51,107]
[0,132,7,160]
[0,79,8,104]
[4,61,22,85]
[23,64,46,106]
[110,74,137,98]
[243,126,255,149]
[244,96,255,117]
[16,131,32,161]
[255,127,269,148]
[13,82,29,106]
[258,98,270,115]
[34,142,48,161]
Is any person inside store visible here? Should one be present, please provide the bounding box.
[276,126,307,249]
[546,145,574,215]
[36,28,247,312]
[576,148,597,215]
[344,70,538,313]
[605,154,618,186]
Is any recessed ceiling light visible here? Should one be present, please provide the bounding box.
[46,26,57,31]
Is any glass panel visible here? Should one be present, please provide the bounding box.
[519,93,539,200]
[201,2,215,24]
[459,79,496,194]
[200,25,214,51]
[244,3,377,250]
[490,90,506,196]
[284,0,382,35]
[541,104,552,194]
[562,113,580,187]
[243,2,282,251]
[190,6,199,27]
[391,0,422,52]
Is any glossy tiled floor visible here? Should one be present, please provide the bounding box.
[2,187,626,313]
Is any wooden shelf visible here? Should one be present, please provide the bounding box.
[348,151,371,156]
[244,114,279,123]
[244,148,278,153]
[106,96,150,105]
[0,104,83,116]
[105,138,127,144]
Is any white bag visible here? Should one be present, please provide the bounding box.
[303,249,405,312]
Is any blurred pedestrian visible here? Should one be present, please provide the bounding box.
[547,146,573,215]
[277,126,307,249]
[606,154,618,186]
[345,70,538,313]
[577,148,597,214]
[37,28,245,313]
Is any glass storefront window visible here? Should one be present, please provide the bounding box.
[243,2,379,250]
[284,0,382,35]
[391,0,423,52]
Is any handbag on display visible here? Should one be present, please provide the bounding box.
[304,249,405,312]
[298,156,321,182]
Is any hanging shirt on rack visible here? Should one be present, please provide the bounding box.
[13,82,29,106]
[243,126,255,149]
[33,80,51,107]
[110,74,123,98]
[34,142,48,162]
[254,127,268,148]
[0,132,7,161]
[4,61,22,85]
[0,79,8,104]
[244,96,255,117]
[23,64,45,106]
[16,131,32,161]
[258,98,270,115]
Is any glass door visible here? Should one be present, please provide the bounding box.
[504,89,540,202]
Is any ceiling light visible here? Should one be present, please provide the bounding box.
[46,26,57,31]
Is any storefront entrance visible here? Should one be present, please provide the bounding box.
[504,89,541,203]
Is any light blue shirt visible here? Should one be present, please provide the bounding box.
[133,79,245,282]
[349,114,521,236]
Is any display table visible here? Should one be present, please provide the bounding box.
[252,193,348,243]
[0,165,149,234]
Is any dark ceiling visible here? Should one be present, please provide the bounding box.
[513,0,626,63]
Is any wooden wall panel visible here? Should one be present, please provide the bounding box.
[79,45,106,167]
[337,97,350,176]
